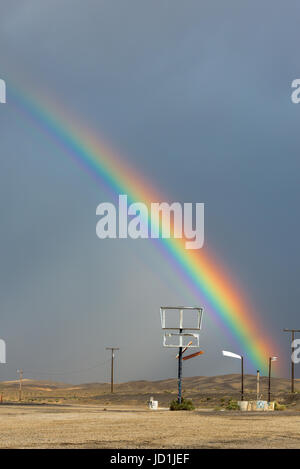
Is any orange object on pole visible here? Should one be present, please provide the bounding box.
[176,341,192,358]
[182,350,204,361]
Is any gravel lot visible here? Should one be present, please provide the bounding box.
[0,404,299,449]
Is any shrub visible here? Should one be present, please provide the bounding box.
[226,399,239,410]
[274,401,286,411]
[169,397,195,411]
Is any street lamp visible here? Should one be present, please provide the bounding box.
[222,350,244,401]
[268,356,278,403]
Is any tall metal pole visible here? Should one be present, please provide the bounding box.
[268,357,272,402]
[178,328,183,404]
[241,356,244,401]
[106,347,119,393]
[283,329,300,394]
[256,369,260,400]
[292,330,295,394]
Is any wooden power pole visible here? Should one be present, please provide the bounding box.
[17,369,23,401]
[283,329,300,393]
[105,347,119,393]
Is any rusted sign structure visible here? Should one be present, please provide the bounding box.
[160,306,204,404]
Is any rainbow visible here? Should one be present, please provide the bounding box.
[9,84,281,374]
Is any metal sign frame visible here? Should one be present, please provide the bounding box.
[163,332,199,348]
[160,306,204,405]
[160,306,203,332]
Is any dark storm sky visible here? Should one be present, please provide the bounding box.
[0,0,299,383]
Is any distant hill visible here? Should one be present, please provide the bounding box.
[0,374,298,408]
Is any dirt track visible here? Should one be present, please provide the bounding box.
[0,404,299,449]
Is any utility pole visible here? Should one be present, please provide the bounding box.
[17,369,23,402]
[256,369,260,400]
[283,329,300,393]
[105,347,119,393]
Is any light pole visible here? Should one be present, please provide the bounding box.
[222,350,244,401]
[268,356,278,402]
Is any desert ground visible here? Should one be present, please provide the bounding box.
[0,405,300,449]
[0,375,299,449]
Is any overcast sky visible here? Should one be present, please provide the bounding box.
[0,0,299,383]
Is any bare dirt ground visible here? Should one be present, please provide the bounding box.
[0,404,299,449]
